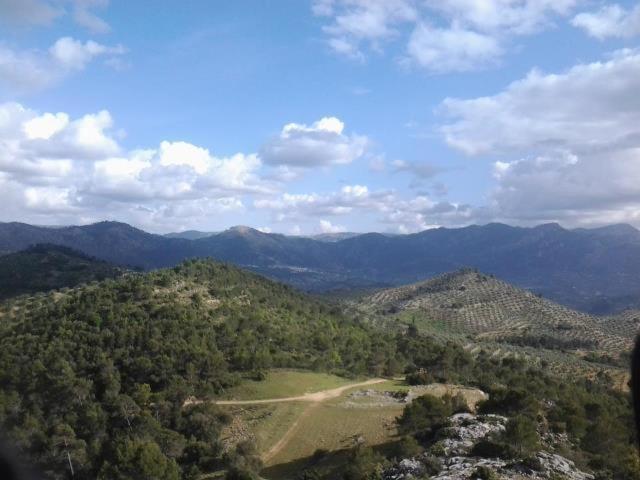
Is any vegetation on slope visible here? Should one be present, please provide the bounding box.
[0,259,637,480]
[5,221,640,313]
[0,259,471,479]
[0,244,126,300]
[287,355,639,480]
[352,269,635,360]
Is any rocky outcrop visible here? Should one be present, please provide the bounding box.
[384,413,594,480]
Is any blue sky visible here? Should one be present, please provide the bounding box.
[1,0,640,234]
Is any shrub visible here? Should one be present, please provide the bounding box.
[520,456,544,472]
[473,466,498,480]
[471,439,513,459]
[503,416,539,459]
[397,394,453,438]
[422,455,443,476]
[392,436,423,459]
[342,445,386,480]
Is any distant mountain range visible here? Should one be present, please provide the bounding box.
[164,230,363,242]
[2,220,640,313]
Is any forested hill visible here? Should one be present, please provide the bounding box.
[0,259,430,478]
[0,244,126,299]
[3,221,640,313]
[0,259,638,479]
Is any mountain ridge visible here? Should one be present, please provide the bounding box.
[2,220,640,313]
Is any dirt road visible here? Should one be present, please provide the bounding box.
[185,378,386,406]
[185,378,387,463]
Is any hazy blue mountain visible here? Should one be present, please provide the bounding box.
[2,220,640,313]
[0,221,193,269]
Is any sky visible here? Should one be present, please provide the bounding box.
[1,0,640,234]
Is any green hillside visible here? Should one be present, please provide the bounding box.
[0,244,126,300]
[0,260,637,480]
[352,269,636,354]
[0,259,450,479]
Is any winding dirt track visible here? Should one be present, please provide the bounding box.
[185,378,386,406]
[261,402,320,463]
[186,378,386,463]
[257,378,385,463]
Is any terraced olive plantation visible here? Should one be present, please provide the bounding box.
[349,269,637,381]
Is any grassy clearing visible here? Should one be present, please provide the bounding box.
[258,379,488,470]
[217,371,489,479]
[220,402,309,454]
[220,370,355,400]
[264,401,403,469]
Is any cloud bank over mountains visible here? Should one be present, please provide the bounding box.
[1,1,640,233]
[441,47,640,226]
[4,44,640,232]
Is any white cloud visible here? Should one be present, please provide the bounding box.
[406,23,502,72]
[0,102,270,230]
[23,112,69,139]
[49,37,125,69]
[159,141,211,175]
[255,184,474,232]
[260,116,368,167]
[313,0,417,59]
[440,49,640,155]
[425,0,578,34]
[0,0,111,33]
[255,185,381,218]
[314,0,581,73]
[1,102,410,231]
[439,48,640,226]
[572,3,640,39]
[319,219,346,233]
[489,149,640,226]
[0,37,126,93]
[24,186,75,213]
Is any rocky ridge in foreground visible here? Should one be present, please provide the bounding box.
[384,413,593,480]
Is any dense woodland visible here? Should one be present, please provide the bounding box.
[0,244,125,300]
[0,259,637,479]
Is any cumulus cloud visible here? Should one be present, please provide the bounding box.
[439,48,640,226]
[439,48,640,155]
[0,102,269,230]
[572,3,640,39]
[313,0,580,73]
[255,184,474,233]
[0,37,126,93]
[260,116,368,168]
[319,219,346,233]
[0,103,405,231]
[488,148,640,226]
[0,0,111,33]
